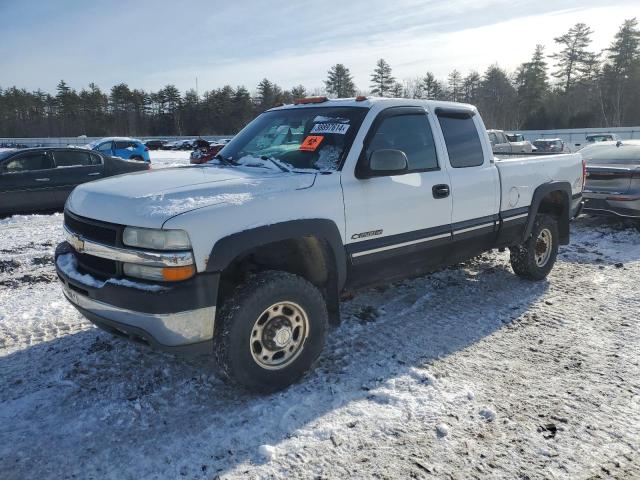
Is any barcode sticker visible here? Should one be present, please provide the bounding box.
[310,123,350,135]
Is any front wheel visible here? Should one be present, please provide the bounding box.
[509,214,559,280]
[214,271,328,392]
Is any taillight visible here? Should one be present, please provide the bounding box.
[582,159,586,190]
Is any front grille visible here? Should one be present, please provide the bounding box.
[64,211,119,246]
[64,210,123,278]
[76,252,118,279]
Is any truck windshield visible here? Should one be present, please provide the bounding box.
[216,106,368,172]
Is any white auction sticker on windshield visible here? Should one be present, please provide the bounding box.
[310,123,350,135]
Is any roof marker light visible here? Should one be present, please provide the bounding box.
[294,96,328,105]
[355,96,367,102]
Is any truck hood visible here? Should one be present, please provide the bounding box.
[67,165,316,228]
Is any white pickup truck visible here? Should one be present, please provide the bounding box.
[56,97,584,391]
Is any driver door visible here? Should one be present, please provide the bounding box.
[341,107,453,285]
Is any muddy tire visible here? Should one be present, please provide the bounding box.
[213,270,328,392]
[510,214,559,281]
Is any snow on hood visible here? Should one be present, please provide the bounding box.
[66,165,316,228]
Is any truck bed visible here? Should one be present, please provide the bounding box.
[495,153,583,213]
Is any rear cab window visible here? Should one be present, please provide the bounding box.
[436,110,485,168]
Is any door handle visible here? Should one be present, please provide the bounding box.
[87,172,101,176]
[35,178,50,182]
[432,184,450,199]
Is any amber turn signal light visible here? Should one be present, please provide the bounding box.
[162,265,196,281]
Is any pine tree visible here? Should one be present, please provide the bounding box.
[447,70,462,102]
[256,78,282,111]
[516,45,549,127]
[477,65,518,129]
[601,18,640,125]
[370,59,395,96]
[290,85,307,99]
[462,71,481,103]
[420,72,444,99]
[325,64,357,98]
[550,23,595,92]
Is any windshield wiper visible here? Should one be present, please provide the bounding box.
[261,155,290,173]
[213,154,237,166]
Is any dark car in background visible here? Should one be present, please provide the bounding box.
[532,138,570,153]
[581,140,640,219]
[0,148,149,216]
[143,139,167,150]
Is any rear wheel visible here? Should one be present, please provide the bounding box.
[214,271,328,392]
[510,214,559,280]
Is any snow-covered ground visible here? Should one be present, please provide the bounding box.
[149,149,192,169]
[1,155,639,479]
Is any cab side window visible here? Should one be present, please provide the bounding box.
[3,152,54,173]
[366,112,439,172]
[437,114,485,168]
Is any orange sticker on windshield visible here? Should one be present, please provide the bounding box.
[299,135,324,151]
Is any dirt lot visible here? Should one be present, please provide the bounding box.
[0,154,638,479]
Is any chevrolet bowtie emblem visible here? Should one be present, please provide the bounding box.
[69,233,85,252]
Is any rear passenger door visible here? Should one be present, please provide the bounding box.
[50,150,104,203]
[0,151,59,214]
[114,140,135,159]
[435,108,499,261]
[342,106,453,285]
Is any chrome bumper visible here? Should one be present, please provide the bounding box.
[62,284,215,347]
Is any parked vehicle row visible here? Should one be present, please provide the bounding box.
[55,97,584,393]
[488,129,534,154]
[0,148,149,216]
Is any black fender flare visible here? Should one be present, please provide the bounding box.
[523,181,572,244]
[205,219,347,291]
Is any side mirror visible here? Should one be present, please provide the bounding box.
[359,149,408,178]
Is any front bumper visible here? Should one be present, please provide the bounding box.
[56,242,219,355]
[583,193,640,219]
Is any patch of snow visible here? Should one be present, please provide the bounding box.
[258,444,277,461]
[56,253,166,292]
[314,145,342,171]
[141,193,253,218]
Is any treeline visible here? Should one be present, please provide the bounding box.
[0,18,638,138]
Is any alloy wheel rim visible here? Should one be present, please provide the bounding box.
[535,228,553,267]
[250,301,309,370]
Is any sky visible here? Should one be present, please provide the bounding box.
[0,0,638,95]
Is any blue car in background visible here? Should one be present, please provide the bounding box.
[87,137,150,162]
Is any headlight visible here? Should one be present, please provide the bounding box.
[123,227,191,250]
[123,263,195,281]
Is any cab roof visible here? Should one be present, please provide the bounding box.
[267,96,477,113]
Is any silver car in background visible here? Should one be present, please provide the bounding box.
[582,140,640,219]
